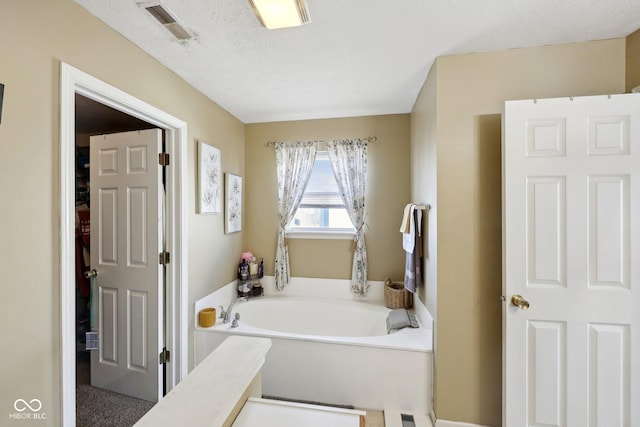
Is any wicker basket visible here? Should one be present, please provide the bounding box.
[383,279,413,309]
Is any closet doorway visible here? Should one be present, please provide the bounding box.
[75,96,159,424]
[60,63,188,427]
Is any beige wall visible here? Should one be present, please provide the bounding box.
[411,38,626,426]
[410,62,440,419]
[627,28,640,91]
[244,115,411,282]
[410,65,438,321]
[0,1,243,425]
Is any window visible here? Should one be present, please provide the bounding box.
[287,151,355,235]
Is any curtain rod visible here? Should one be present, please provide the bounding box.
[265,136,378,147]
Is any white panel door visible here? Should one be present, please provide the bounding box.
[90,129,163,402]
[503,94,640,426]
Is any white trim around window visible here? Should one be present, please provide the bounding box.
[285,229,356,240]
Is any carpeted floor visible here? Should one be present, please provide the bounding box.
[76,359,155,427]
[76,383,155,427]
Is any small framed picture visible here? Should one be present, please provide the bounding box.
[225,173,242,233]
[198,141,221,214]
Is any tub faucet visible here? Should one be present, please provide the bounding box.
[231,313,240,328]
[222,297,247,323]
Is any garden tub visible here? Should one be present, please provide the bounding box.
[194,277,433,413]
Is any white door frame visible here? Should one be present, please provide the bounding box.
[59,62,188,426]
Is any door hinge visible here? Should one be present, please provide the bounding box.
[159,348,170,365]
[159,152,170,166]
[159,251,170,265]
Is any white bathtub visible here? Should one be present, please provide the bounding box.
[194,277,433,414]
[237,297,389,336]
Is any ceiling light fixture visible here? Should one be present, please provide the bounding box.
[247,0,310,30]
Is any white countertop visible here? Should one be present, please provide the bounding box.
[135,336,271,427]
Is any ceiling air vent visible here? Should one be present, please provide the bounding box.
[139,1,194,41]
[295,0,310,25]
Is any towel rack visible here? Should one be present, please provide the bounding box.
[415,204,431,211]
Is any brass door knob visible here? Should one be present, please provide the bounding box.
[511,294,530,310]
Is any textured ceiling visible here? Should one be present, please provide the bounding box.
[74,0,640,124]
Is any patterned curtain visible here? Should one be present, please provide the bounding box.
[274,141,317,290]
[327,139,369,296]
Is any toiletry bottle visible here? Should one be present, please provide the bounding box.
[236,260,242,296]
[258,258,264,278]
[249,257,258,276]
[237,261,242,280]
[240,259,249,280]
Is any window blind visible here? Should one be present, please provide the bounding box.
[299,152,343,208]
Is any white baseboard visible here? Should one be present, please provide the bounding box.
[435,420,494,427]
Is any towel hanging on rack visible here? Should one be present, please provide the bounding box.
[401,204,422,253]
[402,205,423,293]
[399,204,413,234]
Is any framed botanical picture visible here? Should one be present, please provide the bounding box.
[225,173,242,233]
[198,141,221,214]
